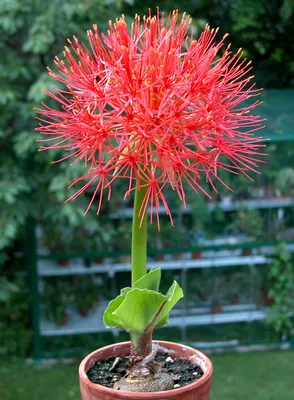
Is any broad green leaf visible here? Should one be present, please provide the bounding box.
[120,287,131,296]
[133,268,161,291]
[103,286,131,328]
[155,281,184,328]
[103,294,125,328]
[113,288,166,334]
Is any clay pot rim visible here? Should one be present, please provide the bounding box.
[79,340,213,398]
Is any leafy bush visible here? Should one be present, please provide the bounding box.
[268,244,294,340]
[0,0,133,357]
[195,0,294,88]
[0,276,31,357]
[0,0,132,255]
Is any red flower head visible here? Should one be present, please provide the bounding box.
[36,10,265,226]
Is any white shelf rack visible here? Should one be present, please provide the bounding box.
[37,255,269,277]
[171,303,258,316]
[110,196,294,218]
[40,301,267,337]
[40,302,109,336]
[37,251,274,338]
[168,310,266,328]
[207,196,294,212]
[33,195,294,355]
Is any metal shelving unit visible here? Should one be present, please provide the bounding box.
[40,301,266,337]
[27,196,294,360]
[35,252,271,347]
[111,196,294,218]
[37,255,269,277]
[37,254,270,342]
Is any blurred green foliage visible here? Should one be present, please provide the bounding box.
[194,0,294,88]
[0,0,132,254]
[124,0,294,86]
[0,275,31,357]
[268,245,294,339]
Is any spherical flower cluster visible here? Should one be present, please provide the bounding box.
[36,10,265,225]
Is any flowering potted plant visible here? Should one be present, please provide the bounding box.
[36,9,265,400]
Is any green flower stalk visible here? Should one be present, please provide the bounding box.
[132,185,148,286]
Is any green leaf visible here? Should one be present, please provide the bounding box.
[13,131,39,158]
[133,267,161,291]
[120,287,131,296]
[112,288,166,334]
[103,293,125,328]
[103,275,183,335]
[103,286,132,327]
[155,281,184,328]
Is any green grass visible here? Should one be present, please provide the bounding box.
[0,351,293,400]
[210,351,294,400]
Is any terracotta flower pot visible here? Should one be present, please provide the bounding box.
[79,307,90,317]
[230,295,239,305]
[172,253,185,261]
[57,259,70,267]
[211,304,222,314]
[241,249,252,257]
[79,340,213,400]
[262,291,274,306]
[192,251,201,260]
[94,257,104,264]
[57,313,69,326]
[153,254,165,261]
[118,255,132,264]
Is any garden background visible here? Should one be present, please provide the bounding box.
[1,1,294,399]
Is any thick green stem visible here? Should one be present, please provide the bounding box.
[129,299,167,359]
[130,331,152,359]
[132,185,148,286]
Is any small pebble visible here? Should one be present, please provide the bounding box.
[174,384,180,389]
[193,372,198,376]
[166,356,174,363]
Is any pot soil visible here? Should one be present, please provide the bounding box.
[79,341,213,400]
